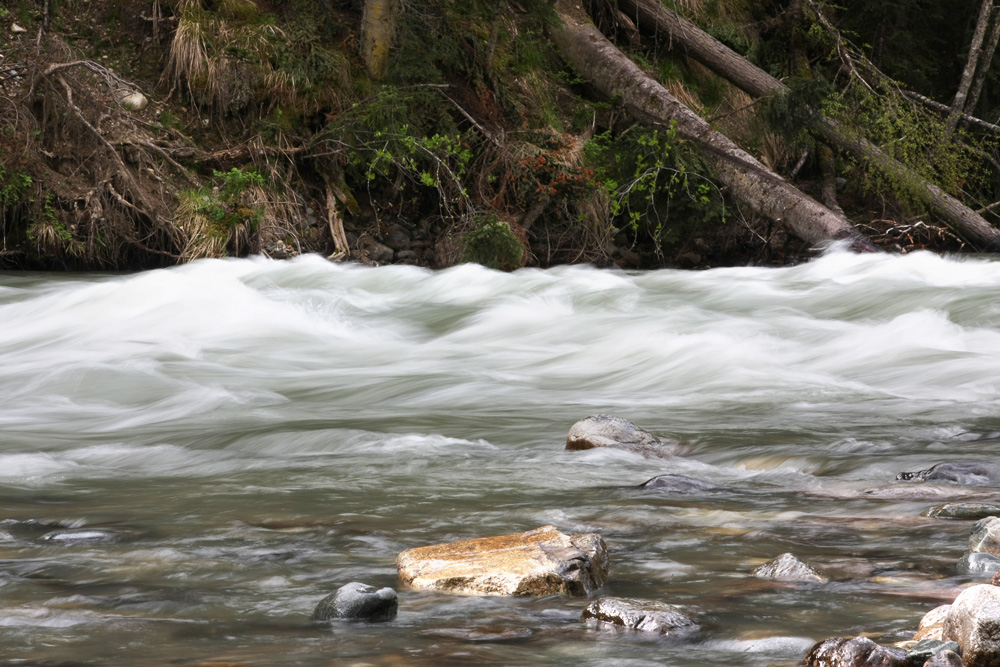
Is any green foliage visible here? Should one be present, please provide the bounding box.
[0,165,33,209]
[460,213,524,270]
[585,125,725,254]
[179,168,264,234]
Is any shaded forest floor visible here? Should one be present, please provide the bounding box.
[0,0,984,272]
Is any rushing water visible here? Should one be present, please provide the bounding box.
[2,250,1000,665]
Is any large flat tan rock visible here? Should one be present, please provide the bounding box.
[396,525,608,596]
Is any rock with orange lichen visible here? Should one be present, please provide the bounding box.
[396,525,608,596]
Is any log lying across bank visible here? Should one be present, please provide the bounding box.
[617,0,1000,251]
[550,0,874,251]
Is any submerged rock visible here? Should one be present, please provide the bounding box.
[943,584,1000,667]
[566,415,680,458]
[897,462,996,485]
[311,582,398,622]
[581,597,698,637]
[970,517,1000,557]
[923,503,1000,520]
[637,474,722,494]
[40,528,137,543]
[957,551,1000,576]
[804,636,909,667]
[751,553,828,583]
[396,525,608,597]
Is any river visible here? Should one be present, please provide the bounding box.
[1,250,999,665]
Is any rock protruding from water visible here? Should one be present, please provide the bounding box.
[906,639,961,665]
[311,582,398,622]
[896,462,995,485]
[943,584,1000,667]
[638,474,722,494]
[970,517,1000,557]
[566,415,679,458]
[581,597,698,636]
[914,605,951,642]
[396,525,608,597]
[923,650,964,667]
[923,503,1000,520]
[804,636,909,666]
[751,553,828,583]
[958,551,1000,576]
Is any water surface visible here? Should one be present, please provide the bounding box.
[2,250,999,665]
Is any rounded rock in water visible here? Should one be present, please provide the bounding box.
[804,636,909,667]
[923,503,1000,520]
[565,414,679,458]
[311,582,398,622]
[957,551,1000,576]
[970,517,1000,557]
[581,597,698,636]
[752,552,827,583]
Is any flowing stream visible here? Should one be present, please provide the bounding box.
[2,250,1000,665]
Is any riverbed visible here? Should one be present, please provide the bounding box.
[1,250,999,665]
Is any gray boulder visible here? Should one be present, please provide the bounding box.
[581,597,698,637]
[311,582,398,622]
[804,636,909,666]
[943,583,1000,667]
[752,553,828,583]
[566,415,680,458]
[970,517,1000,557]
[958,551,1000,576]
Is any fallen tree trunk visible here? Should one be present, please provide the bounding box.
[617,0,1000,250]
[550,0,873,251]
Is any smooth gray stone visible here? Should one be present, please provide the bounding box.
[311,582,398,622]
[957,551,1000,575]
[566,415,680,458]
[805,636,909,667]
[923,650,963,667]
[970,517,1000,557]
[752,552,827,583]
[581,597,698,636]
[907,639,961,663]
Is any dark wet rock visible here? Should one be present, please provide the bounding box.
[914,605,951,642]
[566,415,680,458]
[40,528,137,544]
[637,474,722,494]
[923,650,964,667]
[970,517,1000,557]
[357,236,395,264]
[581,597,698,636]
[751,553,828,583]
[896,462,996,485]
[923,503,1000,520]
[804,636,909,666]
[395,250,418,262]
[384,225,412,251]
[396,525,608,596]
[311,582,398,622]
[943,583,1000,667]
[958,551,1000,575]
[906,639,961,665]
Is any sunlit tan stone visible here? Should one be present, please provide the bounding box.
[396,525,608,596]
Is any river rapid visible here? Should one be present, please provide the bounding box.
[2,250,1000,665]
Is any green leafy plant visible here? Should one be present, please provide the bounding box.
[460,213,524,271]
